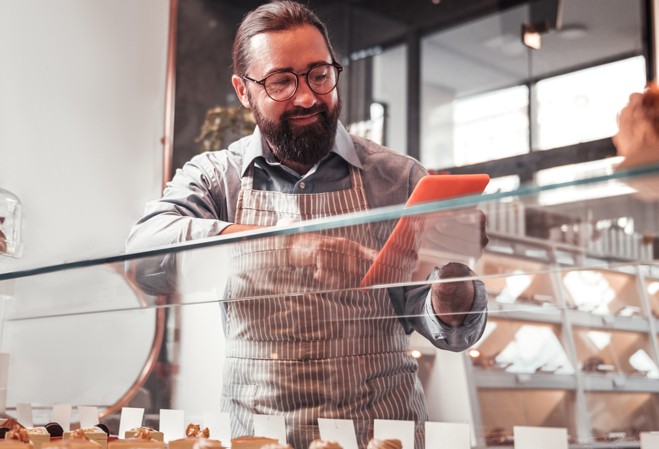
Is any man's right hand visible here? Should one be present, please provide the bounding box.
[289,233,378,288]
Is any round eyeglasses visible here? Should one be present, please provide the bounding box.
[242,62,343,102]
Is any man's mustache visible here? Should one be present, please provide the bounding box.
[281,104,328,121]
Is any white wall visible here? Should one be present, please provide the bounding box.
[0,0,169,273]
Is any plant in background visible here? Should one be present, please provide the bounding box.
[195,106,256,152]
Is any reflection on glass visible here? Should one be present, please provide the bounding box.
[477,256,556,307]
[562,270,641,315]
[574,328,658,377]
[645,280,659,318]
[586,392,659,441]
[469,320,574,374]
[478,389,576,445]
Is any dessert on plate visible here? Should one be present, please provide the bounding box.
[168,424,223,449]
[64,428,107,449]
[108,428,164,449]
[229,436,278,449]
[366,439,403,449]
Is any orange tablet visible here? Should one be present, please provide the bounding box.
[361,174,490,287]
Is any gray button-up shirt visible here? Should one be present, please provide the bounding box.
[127,123,487,351]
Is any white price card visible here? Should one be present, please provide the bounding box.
[51,404,72,432]
[16,403,33,428]
[202,411,231,447]
[78,406,100,429]
[373,420,414,449]
[425,422,470,449]
[514,426,567,449]
[160,409,185,442]
[317,418,358,449]
[252,414,286,444]
[641,432,659,448]
[118,407,144,439]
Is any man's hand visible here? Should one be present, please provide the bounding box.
[289,233,378,288]
[430,262,479,327]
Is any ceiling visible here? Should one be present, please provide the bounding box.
[216,0,646,97]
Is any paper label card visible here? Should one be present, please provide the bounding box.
[252,414,286,444]
[118,407,144,439]
[202,411,231,447]
[0,354,9,388]
[16,403,33,428]
[373,420,414,449]
[160,409,185,442]
[317,418,359,449]
[641,432,659,448]
[78,406,100,429]
[514,426,568,449]
[51,404,72,432]
[425,422,470,449]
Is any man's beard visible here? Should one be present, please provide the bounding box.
[249,93,341,167]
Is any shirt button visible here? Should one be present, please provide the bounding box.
[299,182,306,189]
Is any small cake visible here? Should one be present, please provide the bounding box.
[260,444,292,449]
[366,439,402,449]
[24,428,50,449]
[123,429,163,443]
[229,436,278,449]
[0,420,24,432]
[64,428,107,449]
[45,429,101,449]
[3,429,33,449]
[308,440,343,449]
[190,440,225,449]
[108,428,164,449]
[168,424,224,449]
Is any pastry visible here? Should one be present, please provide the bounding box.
[64,428,107,449]
[108,428,164,449]
[3,429,33,449]
[23,428,49,449]
[366,439,402,449]
[123,429,162,443]
[168,424,222,449]
[260,444,292,449]
[190,440,225,449]
[308,440,342,449]
[229,436,278,449]
[0,421,23,434]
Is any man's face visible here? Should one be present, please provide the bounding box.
[232,25,341,168]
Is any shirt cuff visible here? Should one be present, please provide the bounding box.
[423,278,488,349]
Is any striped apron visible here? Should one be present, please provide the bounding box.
[222,159,427,449]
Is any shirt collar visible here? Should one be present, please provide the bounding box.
[240,121,363,177]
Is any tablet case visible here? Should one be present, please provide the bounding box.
[360,173,490,287]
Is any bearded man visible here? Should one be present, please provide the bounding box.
[127,2,488,448]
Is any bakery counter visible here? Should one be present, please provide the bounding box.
[1,164,659,448]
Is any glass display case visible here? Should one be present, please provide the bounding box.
[2,163,659,448]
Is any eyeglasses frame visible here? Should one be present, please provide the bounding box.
[242,62,343,102]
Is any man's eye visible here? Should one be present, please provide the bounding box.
[267,76,294,90]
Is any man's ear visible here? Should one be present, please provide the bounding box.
[232,75,251,108]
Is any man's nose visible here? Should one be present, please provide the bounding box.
[291,77,317,108]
